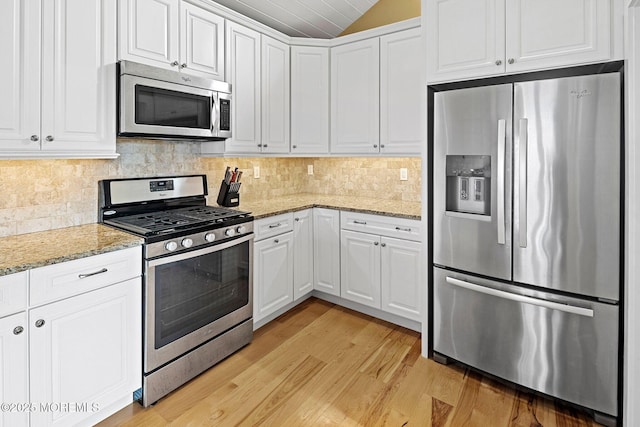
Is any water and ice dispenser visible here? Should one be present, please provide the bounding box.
[445,155,491,216]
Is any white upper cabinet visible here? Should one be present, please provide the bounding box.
[290,46,330,154]
[119,0,224,80]
[380,28,422,155]
[425,0,622,83]
[261,35,290,154]
[223,21,262,153]
[0,0,117,158]
[331,38,380,154]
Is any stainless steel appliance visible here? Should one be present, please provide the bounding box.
[118,60,231,140]
[98,175,253,406]
[431,72,622,425]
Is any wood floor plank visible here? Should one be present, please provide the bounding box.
[98,298,602,427]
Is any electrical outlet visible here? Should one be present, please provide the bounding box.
[253,166,260,179]
[308,164,314,175]
[400,168,408,181]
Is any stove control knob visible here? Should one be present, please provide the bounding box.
[204,233,216,243]
[165,241,178,252]
[181,238,193,248]
[236,225,246,234]
[225,228,235,237]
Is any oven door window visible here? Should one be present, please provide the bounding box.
[154,241,249,348]
[135,84,211,130]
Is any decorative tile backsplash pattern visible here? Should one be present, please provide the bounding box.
[0,140,421,237]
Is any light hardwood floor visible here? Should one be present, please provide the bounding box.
[98,298,602,426]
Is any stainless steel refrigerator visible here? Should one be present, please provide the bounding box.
[431,73,621,422]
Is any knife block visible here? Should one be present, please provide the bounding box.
[216,180,240,207]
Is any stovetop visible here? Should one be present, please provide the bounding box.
[104,205,252,237]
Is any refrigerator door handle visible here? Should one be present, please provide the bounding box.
[518,118,528,248]
[445,276,594,317]
[497,119,506,245]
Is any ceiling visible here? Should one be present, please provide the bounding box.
[210,0,379,39]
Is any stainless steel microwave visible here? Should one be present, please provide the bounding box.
[118,60,231,140]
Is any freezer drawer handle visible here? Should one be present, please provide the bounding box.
[445,276,594,317]
[497,119,506,245]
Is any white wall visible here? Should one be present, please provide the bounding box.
[624,2,640,425]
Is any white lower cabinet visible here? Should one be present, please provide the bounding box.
[293,210,314,300]
[30,278,141,427]
[253,214,294,323]
[0,312,29,427]
[0,247,142,427]
[340,211,422,322]
[313,208,341,296]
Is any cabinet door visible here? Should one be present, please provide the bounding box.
[380,28,422,155]
[505,0,611,72]
[330,38,380,154]
[0,312,29,427]
[0,0,40,152]
[293,210,314,300]
[380,237,422,321]
[313,208,341,296]
[41,0,117,154]
[225,22,261,153]
[261,36,290,154]
[290,46,330,154]
[118,0,179,70]
[425,0,505,83]
[30,279,141,427]
[340,230,381,308]
[254,232,293,322]
[180,1,224,80]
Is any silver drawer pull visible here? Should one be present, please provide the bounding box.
[268,223,282,229]
[395,226,412,232]
[78,268,108,279]
[445,276,594,317]
[353,220,367,225]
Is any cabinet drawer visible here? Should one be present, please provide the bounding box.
[340,211,421,242]
[0,271,28,318]
[30,246,142,306]
[254,213,294,241]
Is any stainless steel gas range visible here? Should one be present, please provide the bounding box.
[98,174,254,407]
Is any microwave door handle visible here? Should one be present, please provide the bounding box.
[211,94,218,136]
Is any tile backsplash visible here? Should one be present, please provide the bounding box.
[0,139,421,237]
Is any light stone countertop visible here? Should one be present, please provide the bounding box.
[238,193,422,220]
[0,224,143,277]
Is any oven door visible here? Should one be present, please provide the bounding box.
[144,233,253,373]
[120,74,218,139]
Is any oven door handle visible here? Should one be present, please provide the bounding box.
[147,233,254,267]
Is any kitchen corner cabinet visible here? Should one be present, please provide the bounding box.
[340,212,422,321]
[293,210,314,300]
[253,214,294,323]
[313,208,341,296]
[260,36,290,154]
[118,0,225,80]
[0,0,117,158]
[223,22,262,154]
[290,46,330,154]
[331,38,380,154]
[425,0,620,83]
[0,248,142,427]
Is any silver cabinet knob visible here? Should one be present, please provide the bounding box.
[274,239,279,244]
[292,145,297,149]
[263,144,268,148]
[181,63,187,68]
[30,135,39,142]
[294,218,300,222]
[171,61,179,67]
[13,326,24,335]
[257,143,262,148]
[45,135,54,142]
[495,59,502,66]
[381,243,386,247]
[380,144,385,149]
[374,241,379,246]
[508,58,515,64]
[35,319,45,328]
[373,144,378,148]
